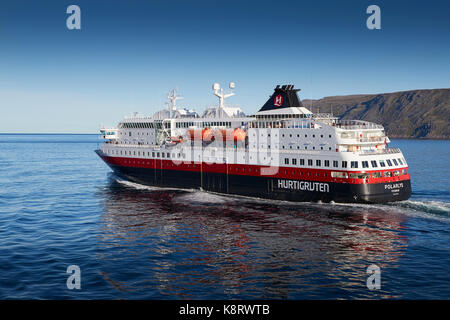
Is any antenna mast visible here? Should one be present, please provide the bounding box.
[212,82,235,117]
[167,88,183,118]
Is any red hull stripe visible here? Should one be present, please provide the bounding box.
[101,156,410,185]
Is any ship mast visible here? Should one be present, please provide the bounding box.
[167,88,183,118]
[212,82,235,118]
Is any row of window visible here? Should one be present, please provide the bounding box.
[284,157,406,168]
[201,121,234,128]
[281,133,332,139]
[105,149,408,179]
[106,149,185,159]
[176,122,197,128]
[119,131,152,136]
[331,170,408,179]
[227,167,407,179]
[119,122,156,129]
[256,114,312,119]
[281,145,332,150]
[106,149,406,171]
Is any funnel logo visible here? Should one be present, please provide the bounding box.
[274,95,283,107]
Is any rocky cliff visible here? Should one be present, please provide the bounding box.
[302,89,450,139]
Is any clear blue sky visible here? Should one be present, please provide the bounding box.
[0,0,449,133]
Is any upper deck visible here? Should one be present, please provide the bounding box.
[100,83,395,160]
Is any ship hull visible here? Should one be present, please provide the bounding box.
[97,151,411,204]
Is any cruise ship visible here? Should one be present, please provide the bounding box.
[96,83,412,203]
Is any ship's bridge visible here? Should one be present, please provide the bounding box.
[100,127,118,140]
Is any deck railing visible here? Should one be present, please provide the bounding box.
[359,148,401,156]
[335,120,383,130]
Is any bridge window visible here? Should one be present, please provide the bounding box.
[324,160,330,167]
[333,161,338,168]
[331,171,348,178]
[300,159,305,165]
[349,172,370,179]
[316,159,321,166]
[292,159,297,165]
[372,172,382,178]
[342,161,347,168]
[351,161,358,168]
[362,161,369,168]
[398,158,403,165]
[392,159,398,166]
[285,158,289,165]
[308,159,313,166]
[371,160,378,167]
[386,159,393,167]
[379,160,386,167]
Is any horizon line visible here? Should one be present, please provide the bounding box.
[0,132,98,135]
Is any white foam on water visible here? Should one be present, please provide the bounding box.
[112,175,450,221]
[173,189,229,204]
[387,200,450,220]
[114,177,195,193]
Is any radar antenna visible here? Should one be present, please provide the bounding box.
[167,88,183,118]
[212,82,235,118]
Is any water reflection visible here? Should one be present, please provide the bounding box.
[96,175,408,299]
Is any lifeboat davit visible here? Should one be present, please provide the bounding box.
[215,128,246,141]
[170,136,183,143]
[187,128,214,141]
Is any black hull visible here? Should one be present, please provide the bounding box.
[100,155,411,204]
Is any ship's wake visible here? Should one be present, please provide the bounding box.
[109,174,449,221]
[388,200,450,217]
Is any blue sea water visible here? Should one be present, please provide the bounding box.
[0,134,449,299]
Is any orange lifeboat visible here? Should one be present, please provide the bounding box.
[187,128,214,141]
[215,128,246,141]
